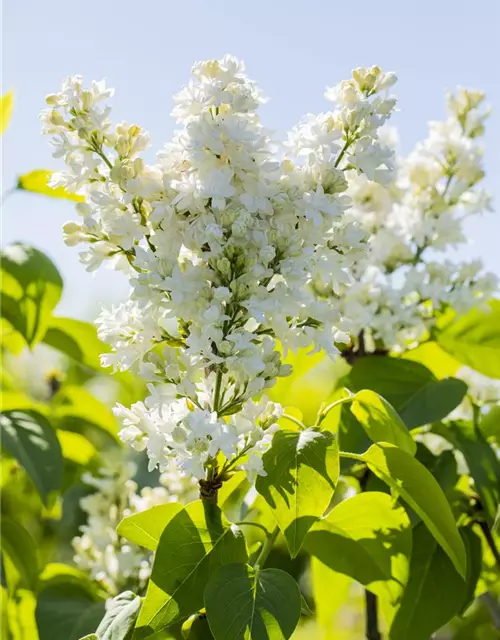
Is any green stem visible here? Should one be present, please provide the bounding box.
[213,368,223,414]
[316,396,353,426]
[253,526,280,569]
[235,521,270,537]
[334,130,358,169]
[283,414,306,429]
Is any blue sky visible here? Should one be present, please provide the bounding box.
[3,0,499,318]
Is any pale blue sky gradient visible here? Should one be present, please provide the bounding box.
[3,0,499,318]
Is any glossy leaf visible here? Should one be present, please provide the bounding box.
[17,169,84,202]
[95,591,142,640]
[354,443,467,577]
[434,420,500,528]
[1,410,63,505]
[0,90,14,133]
[1,243,63,350]
[436,299,500,378]
[256,428,339,557]
[36,579,106,640]
[389,524,466,640]
[348,356,435,410]
[305,492,411,603]
[117,503,183,551]
[398,378,467,428]
[0,516,39,590]
[136,500,247,634]
[350,390,416,455]
[204,563,301,640]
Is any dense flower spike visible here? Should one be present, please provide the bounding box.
[42,57,397,485]
[336,88,497,352]
[72,458,196,595]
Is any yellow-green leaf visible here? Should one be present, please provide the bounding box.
[57,431,97,466]
[354,443,467,578]
[17,170,84,202]
[0,90,14,134]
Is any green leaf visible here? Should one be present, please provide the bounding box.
[348,356,435,410]
[255,428,339,558]
[310,558,353,634]
[436,299,500,378]
[38,563,106,601]
[0,410,63,505]
[17,170,84,202]
[480,404,500,443]
[43,317,106,371]
[43,318,145,403]
[52,386,120,443]
[460,527,482,614]
[95,591,142,640]
[350,390,416,455]
[402,342,461,378]
[182,613,214,639]
[204,563,301,640]
[414,443,458,498]
[78,636,98,640]
[0,90,14,134]
[0,516,39,590]
[353,443,467,578]
[4,588,39,639]
[398,378,467,428]
[135,500,247,634]
[305,492,411,603]
[433,421,500,528]
[36,580,106,640]
[389,524,466,640]
[348,356,466,428]
[117,503,183,551]
[58,431,97,466]
[1,243,63,350]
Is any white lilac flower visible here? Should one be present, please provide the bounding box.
[42,57,397,485]
[336,88,497,352]
[447,366,500,422]
[72,457,196,595]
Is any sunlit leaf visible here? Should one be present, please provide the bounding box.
[256,428,339,557]
[0,410,63,506]
[389,524,466,640]
[117,503,183,551]
[0,90,14,134]
[17,170,84,202]
[0,516,39,590]
[305,492,411,604]
[433,420,500,528]
[350,390,416,455]
[58,430,97,466]
[354,443,467,578]
[1,243,63,351]
[136,501,247,633]
[204,563,301,640]
[436,299,500,379]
